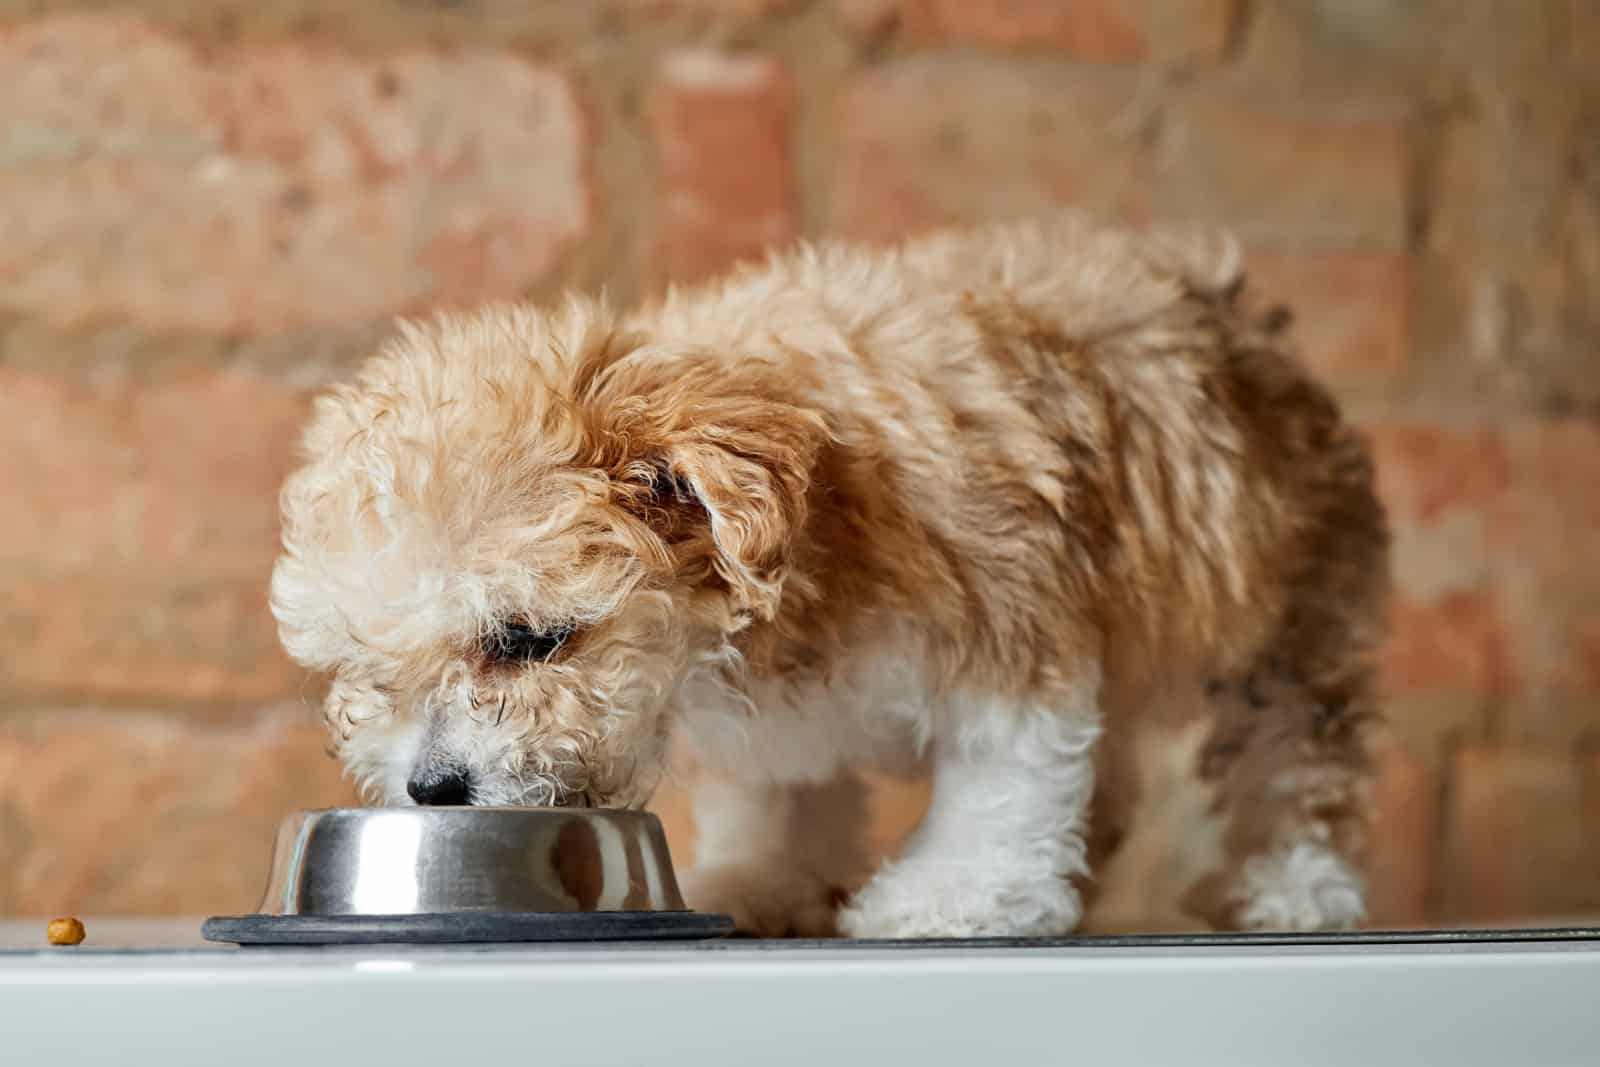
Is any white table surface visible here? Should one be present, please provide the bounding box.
[3,919,1598,1067]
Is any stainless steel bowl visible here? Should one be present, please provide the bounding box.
[255,807,687,916]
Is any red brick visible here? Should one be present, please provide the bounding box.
[1365,424,1513,526]
[837,0,1145,61]
[1238,2,1450,84]
[1364,741,1436,927]
[832,0,898,34]
[649,52,798,285]
[1442,742,1600,923]
[1150,0,1239,61]
[1489,421,1600,698]
[1363,415,1600,708]
[1381,589,1516,697]
[1364,426,1521,704]
[834,0,1237,63]
[0,571,300,705]
[1420,89,1593,406]
[627,0,801,14]
[1494,695,1600,754]
[0,368,313,704]
[1159,98,1410,247]
[1488,421,1600,578]
[1364,422,1519,703]
[1560,617,1600,693]
[1248,251,1411,383]
[0,369,308,572]
[1586,745,1600,845]
[832,56,1151,243]
[1381,695,1491,757]
[0,13,588,333]
[1571,2,1600,90]
[0,709,355,915]
[1388,515,1492,614]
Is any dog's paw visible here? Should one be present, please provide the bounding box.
[1232,841,1366,931]
[839,859,1082,940]
[679,864,846,938]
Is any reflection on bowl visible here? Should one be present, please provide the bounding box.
[255,807,688,916]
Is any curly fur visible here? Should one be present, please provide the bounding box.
[272,214,1388,936]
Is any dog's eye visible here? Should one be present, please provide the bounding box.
[485,618,571,665]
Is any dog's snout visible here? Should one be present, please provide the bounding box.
[407,769,472,806]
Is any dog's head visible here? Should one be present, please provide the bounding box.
[270,299,825,807]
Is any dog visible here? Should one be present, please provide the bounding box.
[270,214,1388,938]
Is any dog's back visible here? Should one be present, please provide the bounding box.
[648,213,1385,684]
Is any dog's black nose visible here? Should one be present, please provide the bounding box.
[407,770,472,806]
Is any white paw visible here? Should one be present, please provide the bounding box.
[1233,841,1367,931]
[839,859,1083,939]
[679,864,846,938]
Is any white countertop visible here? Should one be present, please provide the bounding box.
[4,920,1599,1067]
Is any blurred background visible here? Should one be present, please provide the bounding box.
[1,0,1596,928]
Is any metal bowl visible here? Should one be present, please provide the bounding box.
[256,807,686,915]
[203,808,731,944]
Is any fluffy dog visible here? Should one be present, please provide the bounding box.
[271,215,1388,938]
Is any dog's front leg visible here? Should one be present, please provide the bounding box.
[679,773,872,938]
[840,695,1100,939]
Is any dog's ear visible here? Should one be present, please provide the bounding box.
[599,360,827,620]
[655,393,826,618]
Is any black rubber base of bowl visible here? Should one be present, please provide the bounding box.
[202,911,735,945]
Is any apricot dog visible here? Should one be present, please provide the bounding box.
[271,215,1387,937]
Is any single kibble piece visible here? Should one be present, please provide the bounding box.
[47,917,86,946]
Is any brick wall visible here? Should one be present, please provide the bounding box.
[2,0,1597,926]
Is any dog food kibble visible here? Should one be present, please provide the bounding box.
[47,917,86,946]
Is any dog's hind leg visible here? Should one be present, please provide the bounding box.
[1178,662,1375,932]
